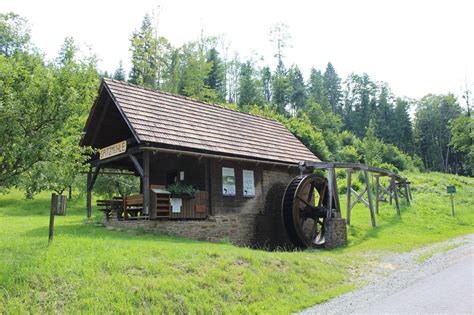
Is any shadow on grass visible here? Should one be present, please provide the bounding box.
[22,221,222,247]
[0,196,87,217]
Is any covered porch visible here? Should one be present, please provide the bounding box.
[86,146,210,221]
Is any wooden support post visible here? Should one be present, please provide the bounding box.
[391,178,401,216]
[86,171,92,219]
[330,167,341,217]
[49,193,57,243]
[375,175,380,214]
[404,183,410,205]
[143,151,150,216]
[327,168,334,218]
[408,183,413,201]
[346,170,352,225]
[364,170,376,227]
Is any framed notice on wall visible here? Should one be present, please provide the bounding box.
[243,170,255,197]
[222,167,236,196]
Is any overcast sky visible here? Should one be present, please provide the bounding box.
[2,0,473,101]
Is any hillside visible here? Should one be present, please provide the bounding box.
[0,172,473,313]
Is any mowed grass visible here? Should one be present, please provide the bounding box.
[0,172,473,313]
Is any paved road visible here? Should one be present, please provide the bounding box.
[355,253,473,314]
[301,235,474,315]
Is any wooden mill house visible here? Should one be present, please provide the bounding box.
[81,78,320,246]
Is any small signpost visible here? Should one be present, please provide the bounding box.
[447,185,456,216]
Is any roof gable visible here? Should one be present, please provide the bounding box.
[88,78,319,164]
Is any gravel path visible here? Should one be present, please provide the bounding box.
[300,234,474,314]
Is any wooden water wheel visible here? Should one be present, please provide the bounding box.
[282,174,335,248]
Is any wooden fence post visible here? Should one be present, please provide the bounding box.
[49,193,57,243]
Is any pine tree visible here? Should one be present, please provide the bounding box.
[238,60,262,107]
[323,62,342,114]
[113,60,126,81]
[129,14,157,88]
[308,68,329,110]
[205,48,226,102]
[287,65,307,114]
[261,66,272,103]
[272,61,290,114]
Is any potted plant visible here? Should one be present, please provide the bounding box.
[167,182,198,199]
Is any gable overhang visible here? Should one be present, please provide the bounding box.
[80,79,141,148]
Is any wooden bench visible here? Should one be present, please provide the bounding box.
[123,194,144,219]
[97,197,123,220]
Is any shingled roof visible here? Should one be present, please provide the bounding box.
[84,78,319,164]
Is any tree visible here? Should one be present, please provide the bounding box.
[361,120,383,166]
[238,60,262,107]
[113,60,126,81]
[129,14,170,89]
[269,22,291,66]
[287,65,307,114]
[261,66,272,103]
[0,33,99,192]
[0,12,30,56]
[178,41,215,102]
[272,61,290,114]
[450,115,474,175]
[205,47,226,102]
[323,62,342,114]
[308,68,329,110]
[392,98,414,153]
[414,94,462,172]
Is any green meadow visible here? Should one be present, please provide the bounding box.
[1,172,473,313]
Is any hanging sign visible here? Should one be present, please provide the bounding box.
[243,170,255,197]
[222,167,236,196]
[99,140,127,160]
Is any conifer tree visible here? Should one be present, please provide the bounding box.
[323,62,342,114]
[308,68,329,110]
[113,60,126,81]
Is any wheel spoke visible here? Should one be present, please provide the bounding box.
[296,194,313,208]
[318,182,328,207]
[307,182,315,203]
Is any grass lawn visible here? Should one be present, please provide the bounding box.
[1,172,473,313]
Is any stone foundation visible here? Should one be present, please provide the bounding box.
[104,215,258,246]
[324,218,348,249]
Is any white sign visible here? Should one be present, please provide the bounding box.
[243,170,255,197]
[170,198,182,213]
[99,140,127,160]
[222,167,236,196]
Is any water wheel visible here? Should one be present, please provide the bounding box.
[282,174,334,248]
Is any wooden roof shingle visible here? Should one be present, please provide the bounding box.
[102,78,320,164]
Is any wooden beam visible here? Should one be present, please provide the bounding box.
[391,177,401,216]
[327,167,334,218]
[88,165,101,191]
[375,175,380,214]
[404,182,410,205]
[364,170,376,227]
[129,154,144,178]
[143,151,150,215]
[346,170,352,225]
[350,188,369,208]
[330,167,341,217]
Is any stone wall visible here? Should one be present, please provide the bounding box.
[324,218,348,249]
[104,215,257,246]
